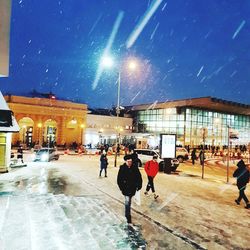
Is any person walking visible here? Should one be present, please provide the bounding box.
[117,155,142,224]
[144,155,159,199]
[191,148,197,165]
[17,146,24,163]
[99,151,108,177]
[233,159,250,209]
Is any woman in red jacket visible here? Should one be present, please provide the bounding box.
[144,155,159,199]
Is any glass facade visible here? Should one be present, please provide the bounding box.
[134,107,250,147]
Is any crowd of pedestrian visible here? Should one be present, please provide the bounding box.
[98,144,250,226]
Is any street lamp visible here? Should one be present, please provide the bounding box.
[226,125,230,183]
[101,55,138,167]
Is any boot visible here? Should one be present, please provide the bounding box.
[235,199,240,205]
[154,194,159,200]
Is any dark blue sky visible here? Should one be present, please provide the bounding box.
[1,0,250,108]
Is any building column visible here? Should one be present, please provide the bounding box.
[57,117,66,145]
[36,117,43,146]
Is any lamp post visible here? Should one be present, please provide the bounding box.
[114,71,121,167]
[201,127,206,179]
[226,125,230,183]
[101,55,139,167]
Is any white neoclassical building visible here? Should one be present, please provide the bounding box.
[85,114,133,147]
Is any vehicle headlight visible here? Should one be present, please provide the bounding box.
[41,153,49,161]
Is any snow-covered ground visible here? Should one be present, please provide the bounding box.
[0,154,249,249]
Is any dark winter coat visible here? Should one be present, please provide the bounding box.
[117,163,142,196]
[17,148,23,159]
[233,160,249,188]
[191,149,197,160]
[100,154,108,169]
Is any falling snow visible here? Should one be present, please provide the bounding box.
[232,20,246,39]
[150,23,160,40]
[0,0,249,107]
[197,66,204,77]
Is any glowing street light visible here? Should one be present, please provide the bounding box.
[101,55,114,68]
[101,55,139,167]
[128,60,138,71]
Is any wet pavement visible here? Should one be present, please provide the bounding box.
[1,154,249,250]
[0,166,196,250]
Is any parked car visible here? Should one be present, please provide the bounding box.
[133,149,179,172]
[176,147,190,163]
[33,148,59,162]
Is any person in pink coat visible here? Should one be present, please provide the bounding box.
[144,155,159,199]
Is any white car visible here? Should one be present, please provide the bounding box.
[133,149,179,172]
[34,148,60,162]
[176,147,190,163]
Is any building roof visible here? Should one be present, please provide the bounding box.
[0,91,10,110]
[88,108,116,116]
[4,95,88,111]
[125,96,250,116]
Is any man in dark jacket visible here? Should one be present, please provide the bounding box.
[233,159,250,209]
[117,154,142,224]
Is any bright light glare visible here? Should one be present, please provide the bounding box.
[101,56,114,68]
[41,153,49,162]
[128,61,137,71]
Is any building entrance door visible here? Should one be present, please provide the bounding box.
[46,126,57,147]
[26,126,33,147]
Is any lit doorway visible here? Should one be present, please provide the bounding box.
[44,119,57,147]
[18,117,34,147]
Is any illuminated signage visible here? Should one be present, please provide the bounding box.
[160,134,176,158]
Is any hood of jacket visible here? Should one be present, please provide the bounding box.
[237,159,246,169]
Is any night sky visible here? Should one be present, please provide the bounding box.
[1,0,250,108]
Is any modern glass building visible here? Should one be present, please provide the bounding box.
[127,97,250,148]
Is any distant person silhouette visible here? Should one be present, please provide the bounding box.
[99,151,108,177]
[17,146,24,163]
[191,148,197,165]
